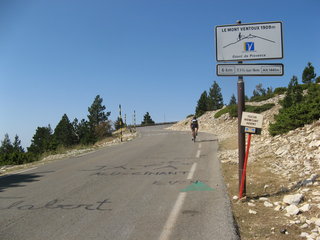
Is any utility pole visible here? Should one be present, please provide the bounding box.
[237,20,246,195]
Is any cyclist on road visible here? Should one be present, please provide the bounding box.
[190,116,199,141]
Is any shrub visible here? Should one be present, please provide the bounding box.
[249,94,275,102]
[214,104,274,118]
[269,102,320,136]
[300,84,310,90]
[269,84,320,136]
[0,152,38,166]
[274,87,287,95]
[246,104,275,114]
[229,105,238,117]
[214,106,234,118]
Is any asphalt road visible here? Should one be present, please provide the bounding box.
[0,125,239,240]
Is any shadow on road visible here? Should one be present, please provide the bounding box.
[0,172,52,193]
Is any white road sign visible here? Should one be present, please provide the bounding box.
[215,22,283,61]
[217,64,284,76]
[241,112,263,129]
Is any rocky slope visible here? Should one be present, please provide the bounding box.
[168,95,320,239]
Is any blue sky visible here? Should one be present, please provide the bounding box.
[1,0,319,148]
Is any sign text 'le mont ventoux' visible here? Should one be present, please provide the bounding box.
[215,22,283,62]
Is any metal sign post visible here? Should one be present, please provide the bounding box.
[237,75,246,194]
[235,20,246,196]
[237,21,246,193]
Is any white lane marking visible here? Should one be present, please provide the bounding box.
[187,162,197,180]
[199,143,202,149]
[13,167,38,175]
[196,149,201,158]
[158,192,187,240]
[159,155,199,240]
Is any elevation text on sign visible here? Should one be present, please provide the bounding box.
[217,64,284,76]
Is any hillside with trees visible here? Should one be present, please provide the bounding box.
[1,62,319,167]
[1,95,112,166]
[195,81,224,117]
[193,62,319,137]
[269,62,320,135]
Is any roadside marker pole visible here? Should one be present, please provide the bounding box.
[119,104,122,142]
[134,110,136,131]
[239,133,252,198]
[239,114,263,197]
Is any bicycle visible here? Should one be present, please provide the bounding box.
[192,129,197,142]
[192,128,197,142]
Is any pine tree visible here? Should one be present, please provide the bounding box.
[252,89,260,97]
[141,112,155,125]
[87,95,111,140]
[291,78,303,105]
[88,95,111,127]
[195,91,208,117]
[13,135,24,153]
[72,118,80,143]
[0,134,29,165]
[302,62,316,84]
[0,134,13,154]
[229,94,237,106]
[53,114,77,147]
[74,119,96,145]
[267,87,273,95]
[28,126,54,154]
[208,81,224,110]
[282,75,302,108]
[253,83,267,97]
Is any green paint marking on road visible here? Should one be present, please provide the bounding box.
[180,181,214,192]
